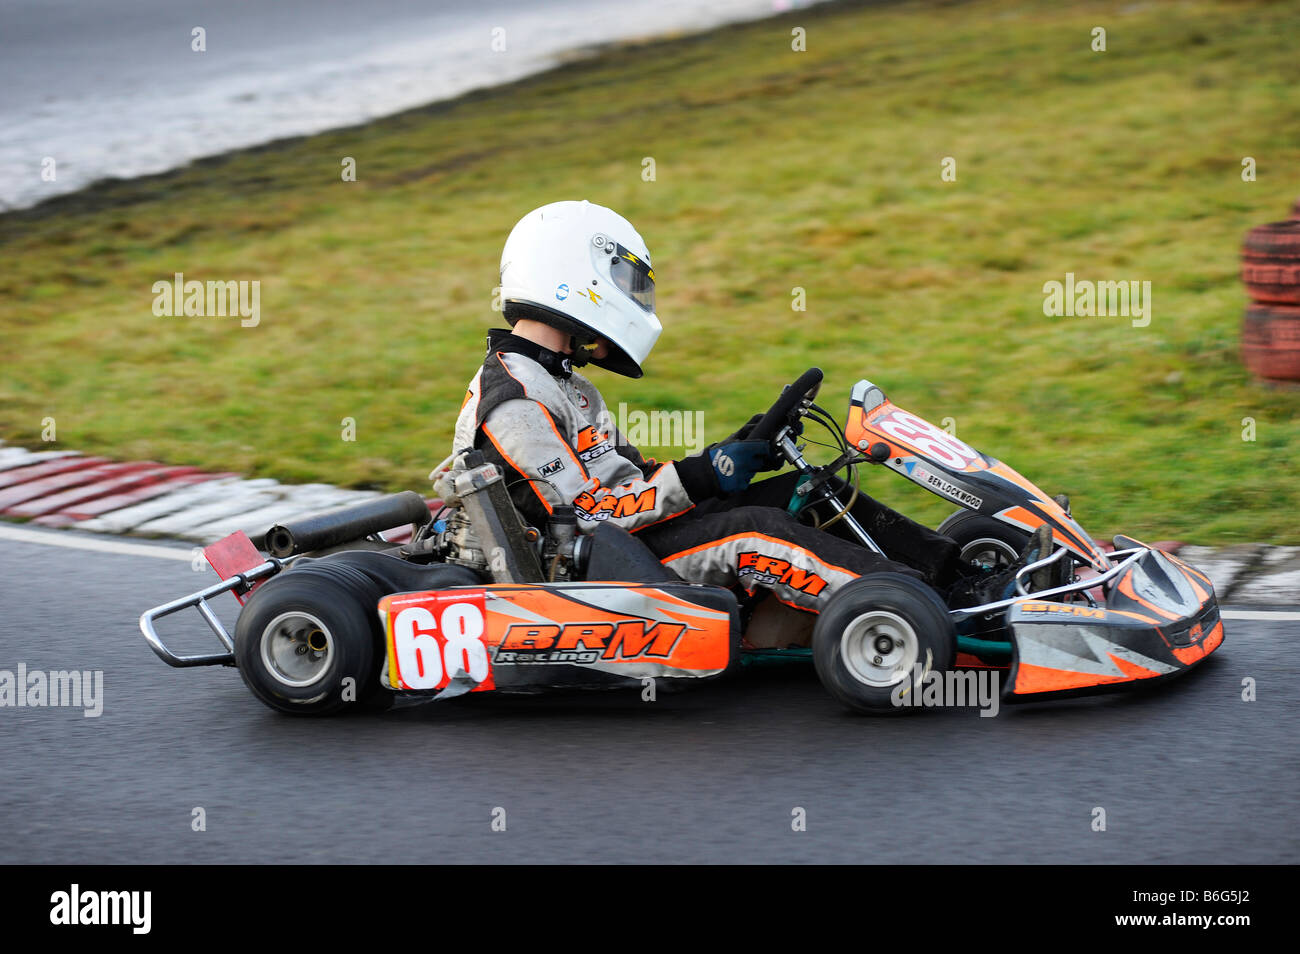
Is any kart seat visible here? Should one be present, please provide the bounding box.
[578,522,681,584]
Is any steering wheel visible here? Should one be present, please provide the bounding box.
[748,367,824,450]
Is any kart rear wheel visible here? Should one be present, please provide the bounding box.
[936,510,1029,570]
[812,574,956,714]
[234,570,386,716]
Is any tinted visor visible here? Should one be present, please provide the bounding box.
[593,238,655,313]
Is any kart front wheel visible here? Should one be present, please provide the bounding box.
[234,569,386,716]
[812,574,956,714]
[936,510,1028,570]
[939,509,1074,594]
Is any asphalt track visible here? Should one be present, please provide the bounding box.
[0,526,1295,864]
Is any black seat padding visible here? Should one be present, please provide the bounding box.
[579,522,681,583]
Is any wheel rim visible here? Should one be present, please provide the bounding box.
[260,611,334,688]
[839,610,920,688]
[960,536,1021,571]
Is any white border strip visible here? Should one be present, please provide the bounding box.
[3,522,1300,616]
[1221,609,1300,622]
[0,524,194,561]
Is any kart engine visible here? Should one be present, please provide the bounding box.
[426,451,579,583]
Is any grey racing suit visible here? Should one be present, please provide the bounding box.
[453,331,709,534]
[450,331,963,613]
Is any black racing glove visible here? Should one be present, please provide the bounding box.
[707,439,780,495]
[673,416,783,501]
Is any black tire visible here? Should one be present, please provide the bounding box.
[812,573,957,714]
[234,567,388,716]
[940,509,1076,595]
[936,510,1029,570]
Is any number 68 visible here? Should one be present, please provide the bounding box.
[392,603,488,689]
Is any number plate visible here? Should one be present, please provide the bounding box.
[381,590,494,692]
[869,407,986,473]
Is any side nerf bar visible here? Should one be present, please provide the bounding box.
[139,559,286,667]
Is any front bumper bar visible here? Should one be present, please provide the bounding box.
[139,559,285,667]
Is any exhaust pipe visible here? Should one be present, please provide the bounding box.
[266,491,431,558]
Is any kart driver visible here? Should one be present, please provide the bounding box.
[451,200,1045,616]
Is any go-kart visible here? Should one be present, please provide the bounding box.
[139,368,1224,715]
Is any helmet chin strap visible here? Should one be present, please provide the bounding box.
[567,337,595,368]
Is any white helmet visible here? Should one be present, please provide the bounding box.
[500,200,661,377]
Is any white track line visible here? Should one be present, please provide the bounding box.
[3,522,1300,617]
[1221,609,1300,622]
[0,523,194,561]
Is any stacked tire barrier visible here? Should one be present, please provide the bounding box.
[1240,202,1300,384]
